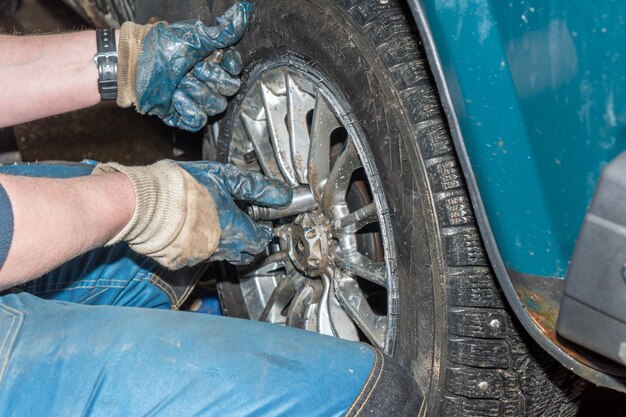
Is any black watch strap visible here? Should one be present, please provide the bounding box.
[94,28,118,100]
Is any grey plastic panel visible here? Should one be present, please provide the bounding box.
[557,151,626,366]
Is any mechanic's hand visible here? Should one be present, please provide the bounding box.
[92,160,292,269]
[116,1,252,132]
[175,161,292,264]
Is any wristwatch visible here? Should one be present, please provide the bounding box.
[94,28,118,100]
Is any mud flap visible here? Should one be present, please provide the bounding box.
[557,151,626,366]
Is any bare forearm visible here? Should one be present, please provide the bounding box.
[0,173,134,288]
[0,31,102,127]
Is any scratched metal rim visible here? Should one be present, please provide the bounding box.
[227,58,399,354]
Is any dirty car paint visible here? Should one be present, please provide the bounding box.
[422,0,626,278]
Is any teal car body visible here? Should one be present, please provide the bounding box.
[420,0,625,278]
[410,0,626,390]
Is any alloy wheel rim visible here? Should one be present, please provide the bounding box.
[228,61,399,353]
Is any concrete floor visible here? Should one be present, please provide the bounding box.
[2,0,625,414]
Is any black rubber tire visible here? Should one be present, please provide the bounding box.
[173,0,586,414]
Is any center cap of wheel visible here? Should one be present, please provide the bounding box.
[288,212,330,277]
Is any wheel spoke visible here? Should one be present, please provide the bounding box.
[334,275,387,348]
[286,283,318,332]
[259,271,306,323]
[239,252,288,278]
[240,112,283,180]
[308,92,340,199]
[328,292,360,341]
[317,273,337,337]
[286,74,315,184]
[260,81,299,187]
[334,249,387,287]
[320,139,362,216]
[333,203,378,235]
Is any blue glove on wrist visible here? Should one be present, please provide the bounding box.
[176,161,293,265]
[92,159,291,269]
[117,1,252,132]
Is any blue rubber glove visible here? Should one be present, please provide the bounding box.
[176,161,293,264]
[116,1,252,131]
[93,160,292,269]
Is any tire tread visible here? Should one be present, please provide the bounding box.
[337,0,585,415]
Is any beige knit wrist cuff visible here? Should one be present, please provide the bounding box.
[92,161,185,247]
[92,161,221,270]
[117,22,154,108]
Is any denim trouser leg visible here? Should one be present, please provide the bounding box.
[17,244,172,309]
[0,292,421,417]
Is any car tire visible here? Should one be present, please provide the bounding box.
[149,0,586,414]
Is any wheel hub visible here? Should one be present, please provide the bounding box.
[287,212,332,276]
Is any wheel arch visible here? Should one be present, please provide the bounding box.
[406,0,626,392]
